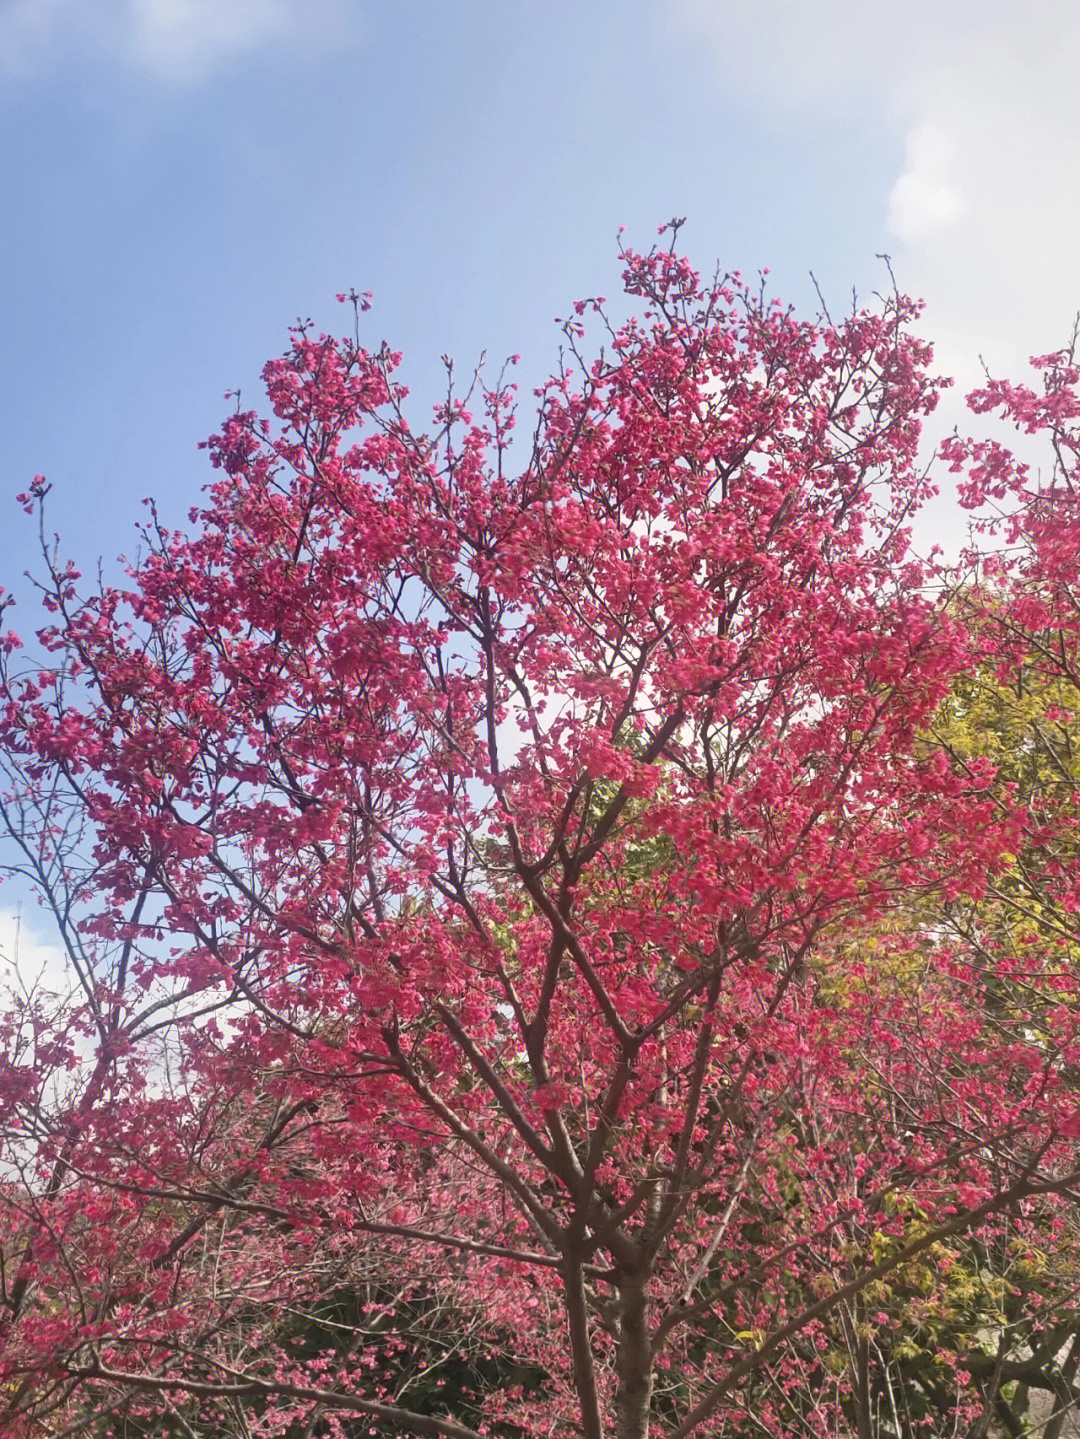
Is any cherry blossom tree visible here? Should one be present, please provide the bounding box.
[1,228,1080,1438]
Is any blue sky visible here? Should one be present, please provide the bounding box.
[1,0,1078,581]
[1,0,1079,978]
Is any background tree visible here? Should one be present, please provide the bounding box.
[731,334,1080,1439]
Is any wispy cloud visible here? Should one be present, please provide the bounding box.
[0,0,69,79]
[0,0,360,85]
[672,0,962,117]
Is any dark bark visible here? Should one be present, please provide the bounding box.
[614,1273,653,1439]
[564,1261,605,1439]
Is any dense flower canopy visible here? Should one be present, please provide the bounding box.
[1,233,1080,1438]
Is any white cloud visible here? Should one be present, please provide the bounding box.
[123,0,352,85]
[893,26,1080,377]
[0,0,359,85]
[677,0,1080,376]
[0,906,72,1001]
[672,0,970,118]
[676,1,1080,553]
[887,122,967,245]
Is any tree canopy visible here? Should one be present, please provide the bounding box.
[2,232,1080,1438]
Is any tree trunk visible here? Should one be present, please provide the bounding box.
[614,1274,653,1439]
[564,1261,605,1439]
[1044,1334,1080,1439]
[854,1330,873,1439]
